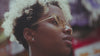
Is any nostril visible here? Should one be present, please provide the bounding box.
[66,29,71,34]
[63,29,72,35]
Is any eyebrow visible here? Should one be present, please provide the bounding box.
[32,15,55,26]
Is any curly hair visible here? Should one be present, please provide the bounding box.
[2,0,72,50]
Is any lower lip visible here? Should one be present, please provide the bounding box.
[64,40,72,47]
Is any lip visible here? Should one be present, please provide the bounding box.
[63,35,72,47]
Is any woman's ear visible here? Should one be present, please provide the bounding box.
[23,28,36,43]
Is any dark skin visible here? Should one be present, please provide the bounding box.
[24,5,72,56]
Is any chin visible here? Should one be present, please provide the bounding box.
[59,47,71,56]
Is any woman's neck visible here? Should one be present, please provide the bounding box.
[28,45,49,56]
[29,45,68,56]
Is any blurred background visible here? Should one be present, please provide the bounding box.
[68,0,100,56]
[0,0,28,56]
[69,0,100,39]
[0,0,100,56]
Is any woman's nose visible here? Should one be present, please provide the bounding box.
[63,26,72,35]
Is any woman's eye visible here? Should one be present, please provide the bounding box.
[51,20,58,25]
[48,18,58,25]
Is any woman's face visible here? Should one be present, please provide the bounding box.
[33,5,72,56]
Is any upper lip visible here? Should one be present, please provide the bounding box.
[62,35,72,41]
[62,35,72,46]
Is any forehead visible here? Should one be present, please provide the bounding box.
[40,5,65,20]
[48,5,64,17]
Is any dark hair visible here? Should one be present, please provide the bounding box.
[14,2,44,50]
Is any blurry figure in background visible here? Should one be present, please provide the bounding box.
[0,20,9,56]
[0,0,28,56]
[0,20,27,56]
[2,0,73,56]
[0,0,11,56]
[69,0,100,56]
[0,20,5,43]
